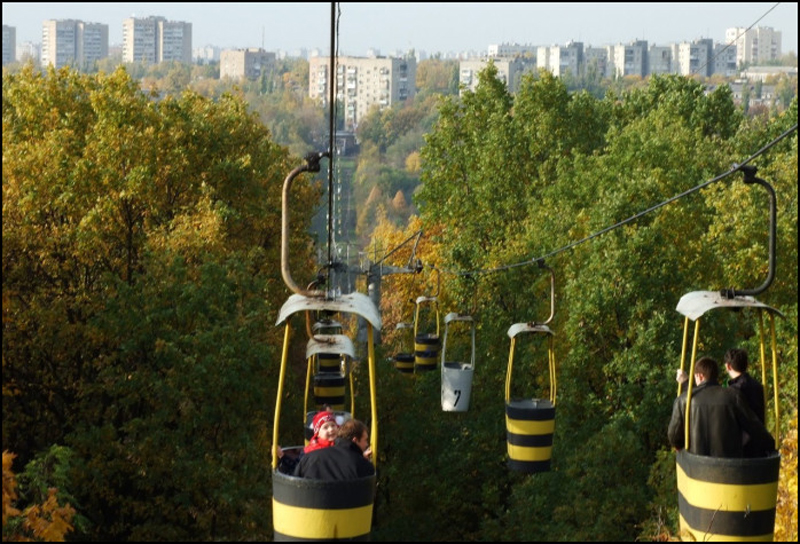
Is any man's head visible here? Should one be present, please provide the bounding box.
[338,419,369,452]
[694,356,719,385]
[724,348,748,374]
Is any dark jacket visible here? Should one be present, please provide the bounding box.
[728,371,766,423]
[668,381,775,458]
[294,438,375,480]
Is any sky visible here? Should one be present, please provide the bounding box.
[3,2,797,57]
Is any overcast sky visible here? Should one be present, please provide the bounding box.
[3,2,797,57]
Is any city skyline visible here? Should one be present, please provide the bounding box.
[3,2,798,57]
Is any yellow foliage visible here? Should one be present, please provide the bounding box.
[775,410,798,542]
[405,151,421,173]
[2,451,75,542]
[3,451,21,527]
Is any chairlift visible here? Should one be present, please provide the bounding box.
[441,313,476,412]
[673,166,783,541]
[505,262,557,473]
[272,151,382,540]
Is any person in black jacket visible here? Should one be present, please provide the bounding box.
[668,356,775,458]
[724,348,766,423]
[295,418,375,480]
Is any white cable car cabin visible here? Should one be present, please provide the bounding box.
[441,313,476,412]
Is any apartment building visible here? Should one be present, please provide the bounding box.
[584,46,610,79]
[725,26,782,67]
[607,40,649,78]
[2,25,15,65]
[488,43,537,58]
[459,57,536,94]
[16,41,40,64]
[220,48,276,80]
[309,54,416,131]
[537,41,583,78]
[122,16,192,64]
[41,19,109,70]
[673,39,715,77]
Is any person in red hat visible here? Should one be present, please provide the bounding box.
[305,410,339,454]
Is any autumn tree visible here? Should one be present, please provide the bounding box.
[3,64,320,540]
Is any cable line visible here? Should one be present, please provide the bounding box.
[433,123,797,278]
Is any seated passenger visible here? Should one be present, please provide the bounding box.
[668,356,775,458]
[295,419,375,480]
[305,410,339,453]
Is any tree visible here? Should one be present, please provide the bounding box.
[371,68,797,541]
[3,64,320,540]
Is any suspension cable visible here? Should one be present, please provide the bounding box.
[432,123,797,278]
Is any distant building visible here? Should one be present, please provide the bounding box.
[41,19,108,70]
[648,44,673,75]
[309,54,416,132]
[194,44,220,64]
[16,41,40,64]
[122,16,191,64]
[584,46,610,78]
[607,40,649,78]
[673,38,714,77]
[712,43,738,77]
[2,24,15,65]
[488,43,537,58]
[725,26,782,67]
[458,57,536,94]
[537,41,583,78]
[220,48,276,80]
[740,65,798,82]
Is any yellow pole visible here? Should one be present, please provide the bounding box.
[684,319,700,451]
[549,336,557,405]
[272,322,292,470]
[769,313,780,441]
[758,313,768,411]
[505,338,516,402]
[678,316,690,397]
[367,323,378,469]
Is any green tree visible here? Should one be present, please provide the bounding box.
[374,67,797,542]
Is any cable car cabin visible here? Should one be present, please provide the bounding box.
[305,329,352,413]
[393,322,415,375]
[413,295,440,372]
[441,313,476,412]
[505,322,557,473]
[313,319,347,374]
[674,290,783,542]
[272,292,381,541]
[303,334,356,443]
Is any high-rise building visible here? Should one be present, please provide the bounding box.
[458,57,536,95]
[220,48,276,80]
[2,24,16,65]
[725,26,782,67]
[16,41,40,64]
[41,19,108,70]
[673,39,715,77]
[122,16,192,64]
[309,54,416,132]
[537,41,583,78]
[607,40,649,78]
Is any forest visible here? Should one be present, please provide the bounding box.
[2,58,798,541]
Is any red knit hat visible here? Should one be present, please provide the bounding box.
[312,411,336,435]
